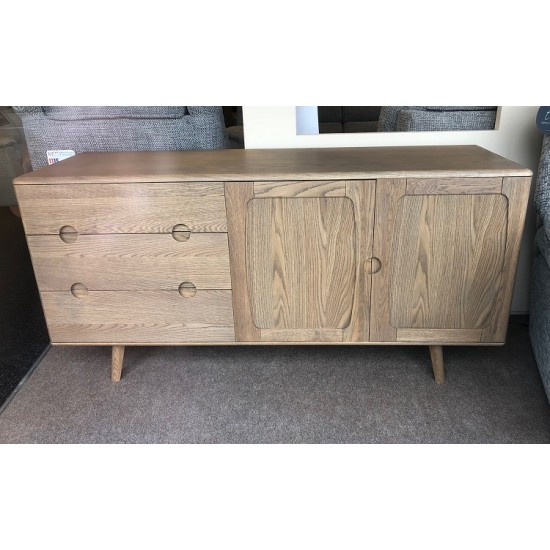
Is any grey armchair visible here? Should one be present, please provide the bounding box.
[13,106,230,170]
[377,106,498,132]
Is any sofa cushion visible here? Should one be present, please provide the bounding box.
[396,109,497,132]
[424,106,497,112]
[44,107,189,121]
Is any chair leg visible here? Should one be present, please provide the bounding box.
[429,345,444,384]
[111,345,125,382]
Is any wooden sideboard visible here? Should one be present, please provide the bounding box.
[14,146,532,384]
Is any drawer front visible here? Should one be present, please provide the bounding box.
[41,290,235,343]
[16,182,227,234]
[27,233,231,291]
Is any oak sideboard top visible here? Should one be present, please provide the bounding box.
[13,146,532,185]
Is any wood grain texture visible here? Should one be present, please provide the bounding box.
[246,197,356,329]
[15,182,227,235]
[390,194,508,330]
[260,329,342,342]
[429,345,444,384]
[41,290,235,343]
[27,233,231,291]
[406,177,502,195]
[343,180,376,342]
[397,329,482,343]
[481,176,532,342]
[224,183,261,341]
[253,180,346,197]
[370,178,407,342]
[13,147,531,185]
[111,345,124,382]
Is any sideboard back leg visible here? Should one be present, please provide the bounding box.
[429,345,444,384]
[111,345,125,382]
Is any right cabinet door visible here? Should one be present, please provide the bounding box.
[370,177,530,344]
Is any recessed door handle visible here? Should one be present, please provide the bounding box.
[364,257,381,274]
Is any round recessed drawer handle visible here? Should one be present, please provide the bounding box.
[59,225,78,243]
[178,281,197,298]
[364,257,382,274]
[71,283,88,298]
[172,224,191,242]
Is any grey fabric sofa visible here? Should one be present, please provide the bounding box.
[377,106,498,132]
[530,131,550,402]
[13,106,230,170]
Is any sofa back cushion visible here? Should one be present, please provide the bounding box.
[44,107,189,121]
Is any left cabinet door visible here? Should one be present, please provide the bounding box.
[225,180,376,342]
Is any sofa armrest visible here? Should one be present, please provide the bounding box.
[377,107,407,132]
[535,135,550,230]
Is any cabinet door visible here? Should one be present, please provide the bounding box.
[370,177,530,344]
[225,181,375,342]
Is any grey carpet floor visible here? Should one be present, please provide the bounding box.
[0,323,549,443]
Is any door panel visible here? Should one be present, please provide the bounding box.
[246,197,356,329]
[390,194,508,329]
[371,178,514,343]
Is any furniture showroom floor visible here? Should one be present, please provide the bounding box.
[0,321,549,444]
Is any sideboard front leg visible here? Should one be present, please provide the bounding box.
[429,345,444,384]
[111,345,125,382]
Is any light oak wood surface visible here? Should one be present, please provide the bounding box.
[15,182,227,234]
[343,180,376,342]
[13,148,533,384]
[406,177,503,195]
[259,329,343,342]
[429,345,445,384]
[27,233,231,291]
[370,178,407,342]
[111,345,124,382]
[41,290,235,343]
[481,176,531,342]
[224,182,261,341]
[253,180,346,197]
[397,329,482,343]
[13,147,531,185]
[390,194,508,331]
[247,197,356,329]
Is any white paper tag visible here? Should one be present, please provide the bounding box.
[46,150,75,165]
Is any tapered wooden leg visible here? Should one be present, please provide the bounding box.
[429,345,444,384]
[111,345,125,382]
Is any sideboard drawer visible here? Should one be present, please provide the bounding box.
[27,233,231,291]
[16,182,228,234]
[41,290,235,343]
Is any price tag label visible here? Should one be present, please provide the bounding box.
[46,150,76,165]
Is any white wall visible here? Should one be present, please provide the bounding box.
[242,106,543,313]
